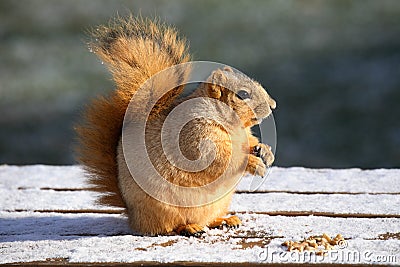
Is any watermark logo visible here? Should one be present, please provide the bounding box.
[121,61,276,207]
[336,239,348,249]
[258,240,398,264]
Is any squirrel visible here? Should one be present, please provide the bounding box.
[76,16,276,236]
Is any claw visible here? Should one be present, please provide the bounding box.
[175,224,205,237]
[253,145,262,157]
[180,229,205,237]
[208,216,241,229]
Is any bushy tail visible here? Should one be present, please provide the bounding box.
[75,16,191,207]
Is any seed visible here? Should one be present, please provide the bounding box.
[334,234,344,244]
[322,233,332,243]
[307,240,318,248]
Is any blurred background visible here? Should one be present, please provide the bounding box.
[0,0,399,168]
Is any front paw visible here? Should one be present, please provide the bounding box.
[253,143,274,167]
[246,154,267,177]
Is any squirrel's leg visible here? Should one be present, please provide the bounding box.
[248,134,260,149]
[175,224,205,237]
[208,215,241,229]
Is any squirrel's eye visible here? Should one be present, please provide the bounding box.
[236,90,250,100]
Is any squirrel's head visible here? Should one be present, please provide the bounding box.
[205,67,276,128]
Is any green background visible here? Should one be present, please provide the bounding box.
[1,0,399,168]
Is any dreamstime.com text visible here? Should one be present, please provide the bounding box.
[258,247,398,264]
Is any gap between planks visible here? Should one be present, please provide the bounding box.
[5,209,400,219]
[16,187,400,195]
[2,261,379,267]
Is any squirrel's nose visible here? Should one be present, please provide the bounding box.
[269,97,276,109]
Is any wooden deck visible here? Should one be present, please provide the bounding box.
[1,165,399,265]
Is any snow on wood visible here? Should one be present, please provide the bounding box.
[2,189,399,215]
[1,188,111,211]
[1,212,400,242]
[1,165,399,265]
[0,165,86,189]
[2,165,399,193]
[231,193,400,215]
[237,167,400,193]
[1,233,399,264]
[1,211,400,264]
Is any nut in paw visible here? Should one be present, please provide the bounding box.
[253,143,274,167]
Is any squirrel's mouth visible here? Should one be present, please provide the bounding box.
[251,118,263,125]
[252,112,273,125]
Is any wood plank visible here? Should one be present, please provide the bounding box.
[231,193,400,215]
[2,189,399,216]
[1,189,114,211]
[0,165,86,189]
[1,230,399,265]
[237,167,400,193]
[1,212,399,264]
[0,211,131,241]
[1,212,399,242]
[1,165,399,265]
[2,165,400,194]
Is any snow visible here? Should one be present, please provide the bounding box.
[2,165,399,193]
[2,212,399,242]
[238,167,400,193]
[1,188,113,211]
[2,189,399,215]
[0,165,399,265]
[232,193,400,215]
[0,165,86,189]
[1,212,399,264]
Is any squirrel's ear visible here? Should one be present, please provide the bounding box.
[223,66,233,72]
[207,69,227,99]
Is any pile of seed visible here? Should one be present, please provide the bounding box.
[282,233,345,256]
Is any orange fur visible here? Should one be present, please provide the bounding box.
[76,16,276,235]
[75,16,190,207]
